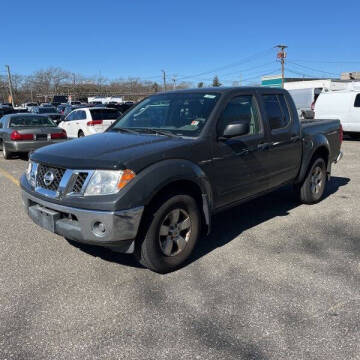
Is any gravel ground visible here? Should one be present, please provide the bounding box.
[0,139,359,360]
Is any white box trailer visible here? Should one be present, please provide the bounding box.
[88,96,124,104]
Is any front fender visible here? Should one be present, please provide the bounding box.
[296,133,330,183]
[115,159,214,212]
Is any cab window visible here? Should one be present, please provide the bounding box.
[217,95,262,136]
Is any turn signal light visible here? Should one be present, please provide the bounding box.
[10,131,33,141]
[118,169,136,189]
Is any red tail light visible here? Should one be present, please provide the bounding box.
[87,120,103,126]
[51,130,67,139]
[10,131,34,141]
[339,124,343,144]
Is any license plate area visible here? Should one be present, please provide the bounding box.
[29,204,60,232]
[36,134,48,141]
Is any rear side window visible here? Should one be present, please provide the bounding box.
[354,94,360,107]
[262,94,291,130]
[90,109,120,120]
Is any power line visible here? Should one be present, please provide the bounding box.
[290,59,360,64]
[176,47,274,81]
[286,61,339,76]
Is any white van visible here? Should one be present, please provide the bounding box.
[288,88,323,119]
[315,90,360,139]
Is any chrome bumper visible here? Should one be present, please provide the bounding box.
[5,140,66,152]
[22,190,144,253]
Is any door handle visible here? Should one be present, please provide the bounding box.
[291,135,300,142]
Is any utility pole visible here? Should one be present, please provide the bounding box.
[275,44,288,88]
[172,75,177,90]
[5,65,15,107]
[161,70,167,92]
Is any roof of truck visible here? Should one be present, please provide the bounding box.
[157,86,288,95]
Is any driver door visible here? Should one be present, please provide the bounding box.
[209,93,270,209]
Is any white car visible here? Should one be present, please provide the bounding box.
[59,107,120,138]
[315,90,360,139]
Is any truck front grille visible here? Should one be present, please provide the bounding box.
[36,165,65,192]
[72,172,89,193]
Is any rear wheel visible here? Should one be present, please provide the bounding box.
[78,130,84,138]
[298,157,327,204]
[2,143,12,160]
[136,194,201,273]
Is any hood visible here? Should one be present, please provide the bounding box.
[30,132,192,171]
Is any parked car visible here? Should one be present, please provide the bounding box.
[0,113,67,159]
[59,107,120,138]
[315,90,360,139]
[31,106,63,124]
[56,104,68,115]
[63,104,83,117]
[0,105,15,117]
[22,102,39,112]
[21,87,343,273]
[104,102,133,113]
[52,95,68,107]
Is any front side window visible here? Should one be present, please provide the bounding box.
[262,94,290,130]
[111,92,221,137]
[217,95,262,136]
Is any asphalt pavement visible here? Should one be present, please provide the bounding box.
[0,140,359,360]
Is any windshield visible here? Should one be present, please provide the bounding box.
[110,92,220,137]
[9,115,56,127]
[38,107,57,114]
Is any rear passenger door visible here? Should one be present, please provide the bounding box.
[261,93,302,188]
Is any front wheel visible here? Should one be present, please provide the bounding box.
[136,194,201,273]
[298,157,327,204]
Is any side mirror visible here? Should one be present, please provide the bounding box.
[220,121,250,139]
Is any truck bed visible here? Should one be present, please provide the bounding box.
[301,118,341,162]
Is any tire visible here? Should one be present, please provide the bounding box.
[136,194,201,273]
[78,130,85,138]
[2,143,12,160]
[298,157,327,204]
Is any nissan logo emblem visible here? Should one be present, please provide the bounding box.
[43,171,55,186]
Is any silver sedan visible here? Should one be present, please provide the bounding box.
[0,113,67,159]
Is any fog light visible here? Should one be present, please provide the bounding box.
[93,221,106,237]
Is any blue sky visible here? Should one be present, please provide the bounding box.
[3,0,360,85]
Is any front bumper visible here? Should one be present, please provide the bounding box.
[22,190,144,253]
[5,140,66,153]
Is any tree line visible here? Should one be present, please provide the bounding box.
[0,67,224,105]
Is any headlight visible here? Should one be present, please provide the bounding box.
[26,161,37,187]
[84,169,135,196]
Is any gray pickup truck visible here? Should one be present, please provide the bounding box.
[21,87,343,273]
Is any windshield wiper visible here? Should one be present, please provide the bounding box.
[110,127,140,135]
[133,128,179,138]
